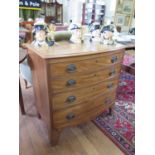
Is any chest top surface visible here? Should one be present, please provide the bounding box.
[25,41,125,59]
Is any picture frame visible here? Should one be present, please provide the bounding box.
[114,0,134,31]
[115,14,125,26]
[116,0,124,13]
[124,15,131,26]
[122,0,133,14]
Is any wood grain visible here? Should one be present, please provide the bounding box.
[28,49,56,144]
[27,41,125,145]
[52,80,118,110]
[28,49,51,126]
[49,52,123,77]
[53,92,116,129]
[20,112,124,155]
[50,72,120,94]
[25,41,125,59]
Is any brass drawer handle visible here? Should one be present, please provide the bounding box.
[66,113,75,120]
[107,83,113,89]
[67,96,76,103]
[66,64,77,73]
[66,79,76,86]
[111,56,118,63]
[109,69,116,76]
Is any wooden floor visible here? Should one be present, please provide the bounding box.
[19,79,124,155]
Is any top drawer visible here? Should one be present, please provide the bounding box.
[49,50,124,77]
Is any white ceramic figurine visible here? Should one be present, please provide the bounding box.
[32,21,54,48]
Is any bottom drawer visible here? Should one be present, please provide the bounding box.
[53,92,116,129]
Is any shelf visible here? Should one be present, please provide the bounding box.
[82,2,105,25]
[40,1,63,23]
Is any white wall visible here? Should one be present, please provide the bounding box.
[62,0,117,24]
[62,0,84,24]
[62,0,69,23]
[104,0,117,24]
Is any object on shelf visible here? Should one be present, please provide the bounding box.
[40,1,63,23]
[101,31,115,45]
[32,30,49,48]
[69,23,83,44]
[87,22,101,41]
[28,18,34,22]
[68,22,81,31]
[129,27,135,35]
[32,21,54,48]
[89,22,101,32]
[115,34,135,44]
[70,29,83,44]
[47,22,56,41]
[53,31,72,42]
[82,2,105,25]
[101,21,117,33]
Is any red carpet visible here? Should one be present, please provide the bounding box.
[93,72,135,155]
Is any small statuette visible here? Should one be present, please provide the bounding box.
[32,21,55,48]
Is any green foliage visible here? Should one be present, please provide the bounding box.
[19,9,39,20]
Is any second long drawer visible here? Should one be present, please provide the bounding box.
[50,64,121,93]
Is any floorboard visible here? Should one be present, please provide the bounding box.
[20,78,124,155]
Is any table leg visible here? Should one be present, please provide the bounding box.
[19,79,26,115]
[50,129,61,146]
[108,105,114,116]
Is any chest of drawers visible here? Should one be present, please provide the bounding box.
[27,42,125,145]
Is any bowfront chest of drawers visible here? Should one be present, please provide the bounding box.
[27,42,125,145]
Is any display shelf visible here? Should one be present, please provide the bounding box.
[82,2,105,25]
[40,1,63,24]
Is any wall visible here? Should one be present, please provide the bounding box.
[62,0,84,24]
[62,0,117,24]
[104,0,117,24]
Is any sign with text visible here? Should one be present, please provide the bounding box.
[19,0,41,10]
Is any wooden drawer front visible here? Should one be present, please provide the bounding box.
[49,52,124,77]
[53,93,116,129]
[50,65,121,93]
[52,81,117,110]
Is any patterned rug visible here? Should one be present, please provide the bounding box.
[93,72,135,155]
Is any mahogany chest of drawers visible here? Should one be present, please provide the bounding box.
[27,42,125,145]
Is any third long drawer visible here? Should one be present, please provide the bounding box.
[51,78,119,111]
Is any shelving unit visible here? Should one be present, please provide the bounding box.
[40,1,63,24]
[82,2,105,25]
